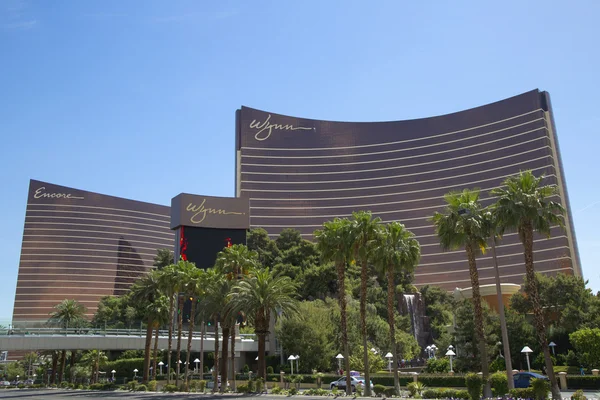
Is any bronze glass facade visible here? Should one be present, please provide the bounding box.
[235,89,581,290]
[14,180,173,323]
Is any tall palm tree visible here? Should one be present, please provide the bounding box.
[491,171,565,400]
[229,267,298,381]
[173,260,198,387]
[147,295,170,381]
[153,248,174,270]
[432,189,492,398]
[349,211,381,397]
[129,270,161,383]
[314,218,354,396]
[80,350,107,383]
[157,263,180,384]
[372,222,420,395]
[48,299,87,383]
[184,267,206,389]
[215,243,259,390]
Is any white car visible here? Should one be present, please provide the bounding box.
[329,376,373,391]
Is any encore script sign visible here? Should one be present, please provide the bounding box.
[33,186,84,200]
[249,114,314,141]
[170,193,250,230]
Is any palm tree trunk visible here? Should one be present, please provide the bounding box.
[59,350,66,383]
[387,267,400,395]
[213,317,219,393]
[360,259,371,396]
[200,321,205,379]
[167,293,175,385]
[95,351,100,383]
[185,299,197,389]
[143,316,153,383]
[465,243,492,398]
[51,352,58,384]
[230,324,236,392]
[152,324,159,381]
[70,350,76,382]
[220,325,230,393]
[523,224,561,400]
[336,261,352,396]
[176,294,184,387]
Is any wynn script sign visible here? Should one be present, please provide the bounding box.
[249,114,314,141]
[170,193,250,230]
[32,186,84,200]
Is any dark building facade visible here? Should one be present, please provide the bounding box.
[14,180,173,323]
[235,89,581,290]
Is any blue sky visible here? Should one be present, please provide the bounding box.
[1,0,599,323]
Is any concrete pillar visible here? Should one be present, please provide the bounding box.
[449,371,454,376]
[413,373,418,383]
[280,371,285,386]
[558,372,567,390]
[592,369,599,376]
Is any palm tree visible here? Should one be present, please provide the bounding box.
[146,295,170,381]
[80,350,107,383]
[172,260,198,387]
[491,171,565,400]
[229,267,298,381]
[215,244,259,390]
[432,189,492,398]
[183,267,206,389]
[349,211,381,397]
[48,299,87,382]
[154,248,174,270]
[314,218,354,396]
[372,222,420,395]
[157,263,180,384]
[129,269,161,383]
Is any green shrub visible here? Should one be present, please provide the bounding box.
[243,364,250,373]
[247,378,255,392]
[288,386,298,395]
[147,380,157,392]
[237,384,249,393]
[136,384,147,392]
[256,377,265,393]
[407,381,426,397]
[17,384,25,389]
[490,371,508,396]
[373,384,386,396]
[531,378,550,400]
[103,358,144,380]
[271,383,282,394]
[422,388,469,399]
[510,388,535,399]
[198,380,207,392]
[267,366,274,374]
[384,387,396,397]
[425,357,450,373]
[59,381,69,388]
[571,389,587,400]
[128,380,137,391]
[465,373,483,400]
[89,383,103,390]
[162,384,178,393]
[303,388,329,396]
[489,357,506,372]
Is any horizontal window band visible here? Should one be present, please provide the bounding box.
[18,273,139,280]
[24,221,173,238]
[25,208,171,224]
[242,140,549,176]
[14,300,104,304]
[15,292,126,297]
[22,235,172,248]
[23,228,174,243]
[21,247,158,258]
[242,147,551,186]
[242,120,546,159]
[19,260,151,268]
[418,236,568,255]
[25,215,170,230]
[20,253,151,263]
[246,172,558,202]
[16,286,130,291]
[21,241,168,253]
[27,203,170,219]
[420,267,572,287]
[417,246,569,267]
[242,109,543,151]
[242,156,553,193]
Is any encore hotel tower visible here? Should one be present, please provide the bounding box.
[236,89,581,289]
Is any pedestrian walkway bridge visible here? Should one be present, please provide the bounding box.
[0,327,259,353]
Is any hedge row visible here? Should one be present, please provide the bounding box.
[104,358,144,381]
[565,375,600,390]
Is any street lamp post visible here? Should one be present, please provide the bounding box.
[446,346,456,373]
[521,346,533,372]
[497,342,504,358]
[549,342,557,356]
[133,368,138,380]
[295,355,300,374]
[158,361,164,376]
[336,354,344,373]
[194,358,200,374]
[431,344,438,359]
[111,370,116,381]
[287,355,296,375]
[385,352,393,373]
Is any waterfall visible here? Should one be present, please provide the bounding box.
[403,294,421,342]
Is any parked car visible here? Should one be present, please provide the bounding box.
[0,381,11,387]
[513,372,548,388]
[24,379,34,385]
[329,376,373,391]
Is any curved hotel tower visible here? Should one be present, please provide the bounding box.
[14,181,173,323]
[235,89,581,290]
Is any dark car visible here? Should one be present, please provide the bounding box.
[513,372,549,388]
